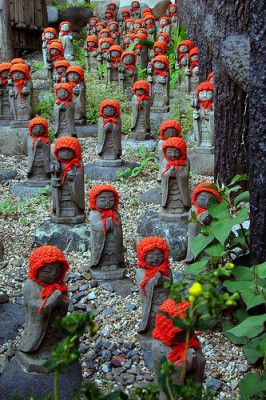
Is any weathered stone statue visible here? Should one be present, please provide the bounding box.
[192,81,214,152]
[84,35,99,72]
[118,51,138,95]
[125,18,134,34]
[53,60,70,86]
[133,19,143,32]
[9,63,34,125]
[148,55,170,113]
[175,40,195,73]
[59,21,74,61]
[130,0,141,20]
[105,9,115,24]
[136,237,172,337]
[120,9,131,35]
[134,33,149,69]
[99,28,111,40]
[42,27,57,68]
[158,32,170,45]
[50,136,85,224]
[87,16,99,35]
[96,21,107,37]
[158,120,182,181]
[123,33,134,49]
[0,63,12,119]
[152,40,168,58]
[106,45,123,83]
[98,37,114,68]
[158,16,171,35]
[47,41,64,83]
[186,47,199,94]
[144,14,157,41]
[160,137,191,222]
[106,1,118,18]
[97,99,122,164]
[152,298,205,399]
[166,3,177,28]
[108,21,120,45]
[54,83,76,138]
[66,66,86,126]
[185,182,222,263]
[27,117,51,185]
[16,245,69,374]
[130,80,151,141]
[207,72,214,83]
[89,184,125,280]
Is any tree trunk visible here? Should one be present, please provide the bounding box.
[0,0,13,61]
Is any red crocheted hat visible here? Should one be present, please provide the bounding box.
[159,16,170,24]
[107,2,117,9]
[29,117,48,137]
[54,136,82,160]
[124,33,134,41]
[54,60,70,70]
[109,45,123,55]
[0,63,12,74]
[10,63,30,80]
[160,120,182,140]
[99,99,120,117]
[168,3,177,11]
[177,40,195,53]
[55,82,73,101]
[86,35,98,44]
[105,9,115,17]
[152,55,169,70]
[196,81,214,98]
[89,184,119,210]
[59,20,72,31]
[100,37,114,47]
[28,245,69,284]
[158,33,170,43]
[122,51,137,64]
[207,72,214,82]
[134,33,147,41]
[49,41,64,56]
[135,28,147,36]
[142,7,152,16]
[144,13,155,21]
[126,18,134,25]
[133,80,150,95]
[162,137,187,161]
[189,47,198,58]
[96,21,107,29]
[121,8,131,16]
[153,41,168,54]
[134,19,143,26]
[132,0,140,8]
[88,17,99,24]
[192,182,222,207]
[137,237,169,268]
[66,66,85,81]
[99,29,111,38]
[43,27,57,36]
[11,58,25,65]
[108,20,119,29]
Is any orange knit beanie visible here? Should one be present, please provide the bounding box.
[0,63,11,85]
[29,117,49,136]
[99,99,120,125]
[54,136,83,184]
[158,33,170,43]
[153,41,168,55]
[162,137,187,175]
[192,182,222,216]
[54,60,70,71]
[55,82,73,106]
[66,66,85,86]
[160,120,182,140]
[59,20,72,32]
[196,81,214,112]
[11,58,25,65]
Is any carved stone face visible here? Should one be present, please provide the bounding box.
[103,105,116,116]
[57,148,75,161]
[164,128,178,139]
[165,146,181,161]
[91,20,97,26]
[97,25,103,32]
[57,66,67,74]
[12,71,25,80]
[67,72,80,82]
[179,45,188,53]
[51,48,60,56]
[145,248,165,267]
[146,18,153,25]
[88,41,96,47]
[134,23,141,29]
[198,90,213,101]
[32,124,46,137]
[155,46,162,53]
[45,32,55,40]
[37,262,63,285]
[192,66,199,75]
[132,1,139,8]
[123,12,130,18]
[101,33,109,38]
[61,23,70,32]
[102,42,111,49]
[136,88,145,96]
[196,191,214,208]
[95,191,116,210]
[160,18,167,25]
[109,23,117,31]
[0,70,9,78]
[57,88,69,100]
[158,35,166,42]
[111,50,121,58]
[105,12,112,18]
[123,54,134,64]
[126,21,132,28]
[191,55,198,62]
[108,4,116,10]
[154,61,166,70]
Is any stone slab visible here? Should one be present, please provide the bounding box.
[188,149,214,176]
[140,186,161,205]
[0,358,82,400]
[10,182,50,199]
[137,210,188,261]
[123,139,158,152]
[100,278,135,297]
[150,112,170,133]
[84,161,139,181]
[0,302,24,346]
[0,126,27,155]
[0,169,17,182]
[34,219,90,252]
[76,124,98,138]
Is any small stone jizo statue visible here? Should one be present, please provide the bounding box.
[42,27,57,68]
[106,45,123,83]
[59,21,74,61]
[53,60,70,86]
[84,35,99,72]
[148,55,170,112]
[66,66,86,126]
[130,80,151,141]
[54,82,76,138]
[118,51,138,95]
[158,16,171,35]
[158,120,182,181]
[0,63,12,118]
[186,47,199,94]
[130,0,141,19]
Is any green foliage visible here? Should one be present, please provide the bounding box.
[240,371,266,400]
[0,197,19,218]
[167,25,187,89]
[52,1,95,12]
[170,89,193,137]
[31,60,44,73]
[35,92,55,123]
[73,38,86,69]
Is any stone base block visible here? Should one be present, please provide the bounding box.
[51,215,85,224]
[34,219,90,252]
[0,169,17,182]
[10,121,29,129]
[84,160,139,181]
[0,126,27,155]
[0,302,24,346]
[188,149,214,176]
[90,267,126,281]
[123,139,158,152]
[10,182,50,199]
[150,111,170,132]
[159,210,188,223]
[0,358,82,400]
[0,115,12,121]
[137,210,188,261]
[95,158,123,167]
[139,186,161,205]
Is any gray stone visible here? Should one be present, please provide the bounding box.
[84,161,139,181]
[76,124,98,138]
[139,186,161,205]
[88,292,96,300]
[34,219,90,252]
[10,182,50,199]
[47,5,59,24]
[143,351,154,370]
[0,291,9,304]
[206,377,223,393]
[100,282,114,292]
[137,210,188,261]
[0,358,81,400]
[188,149,214,176]
[0,169,17,182]
[0,126,27,155]
[31,69,47,80]
[125,303,137,311]
[102,363,109,373]
[0,303,24,345]
[59,7,93,32]
[123,139,158,152]
[150,111,170,132]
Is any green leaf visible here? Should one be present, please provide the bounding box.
[240,371,266,400]
[222,321,248,345]
[256,262,266,279]
[204,242,226,256]
[243,334,266,364]
[247,294,265,310]
[212,218,233,246]
[235,308,249,323]
[191,233,214,257]
[232,266,253,281]
[185,257,209,275]
[228,314,266,339]
[233,207,249,225]
[208,199,230,219]
[234,190,249,206]
[229,174,248,186]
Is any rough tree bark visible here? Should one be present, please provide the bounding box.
[0,0,13,61]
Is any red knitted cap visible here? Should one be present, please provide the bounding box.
[189,47,198,57]
[121,9,131,15]
[0,63,12,74]
[96,21,107,29]
[168,4,177,10]
[192,182,222,206]
[49,42,64,55]
[159,16,170,24]
[196,81,214,98]
[43,27,57,36]
[122,51,137,64]
[133,80,150,95]
[29,117,48,136]
[134,33,147,41]
[107,2,117,9]
[86,35,98,44]
[99,29,111,37]
[108,20,119,29]
[11,58,25,65]
[54,136,82,160]
[162,137,187,161]
[152,55,169,70]
[55,82,73,100]
[177,40,195,52]
[207,72,214,82]
[158,33,170,43]
[88,17,99,24]
[137,237,169,268]
[144,13,155,22]
[160,120,182,139]
[59,20,72,31]
[100,37,114,47]
[10,63,30,80]
[54,60,70,70]
[153,41,168,54]
[134,19,143,25]
[66,66,85,81]
[99,99,120,117]
[89,184,119,210]
[105,9,115,16]
[142,7,152,16]
[109,45,123,54]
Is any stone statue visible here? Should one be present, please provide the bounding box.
[136,237,172,336]
[175,40,195,73]
[97,99,122,164]
[152,298,205,399]
[166,3,177,28]
[42,27,57,68]
[125,18,134,34]
[133,33,149,69]
[185,182,222,263]
[130,0,141,20]
[87,17,99,35]
[50,136,85,224]
[157,120,182,181]
[133,19,143,32]
[96,21,107,37]
[106,1,118,19]
[118,51,138,96]
[66,66,86,126]
[186,47,199,94]
[158,16,171,35]
[123,33,134,49]
[47,41,64,83]
[16,245,69,374]
[158,32,170,45]
[9,63,34,124]
[53,60,70,86]
[106,45,123,83]
[120,9,131,36]
[161,137,191,222]
[135,27,147,37]
[192,81,214,151]
[27,117,51,185]
[105,9,115,24]
[108,21,120,45]
[54,83,76,138]
[99,28,111,40]
[152,41,168,58]
[148,55,170,113]
[207,72,214,83]
[59,21,74,61]
[130,80,151,141]
[89,184,125,280]
[84,35,99,72]
[98,38,114,71]
[0,63,12,119]
[144,14,157,41]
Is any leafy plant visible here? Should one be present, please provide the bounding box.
[52,1,95,12]
[0,197,19,218]
[167,25,187,89]
[240,371,266,400]
[35,92,55,123]
[73,38,86,69]
[31,60,44,73]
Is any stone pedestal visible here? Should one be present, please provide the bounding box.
[159,210,188,223]
[0,302,24,346]
[84,160,139,181]
[10,182,50,200]
[150,111,170,132]
[10,121,29,129]
[188,148,214,176]
[139,186,161,205]
[0,126,27,155]
[90,267,126,281]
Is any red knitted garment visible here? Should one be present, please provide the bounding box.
[99,29,111,39]
[89,184,119,235]
[54,136,83,184]
[168,4,177,17]
[88,17,99,26]
[86,35,98,50]
[108,21,119,30]
[160,120,182,140]
[158,33,170,44]
[0,63,11,85]
[54,60,70,81]
[96,22,107,30]
[137,236,169,295]
[152,55,169,78]
[159,16,170,27]
[189,47,198,72]
[142,7,152,17]
[122,51,137,70]
[132,80,150,109]
[43,27,57,43]
[28,117,50,149]
[162,137,187,175]
[100,37,114,52]
[109,45,123,65]
[153,41,168,56]
[99,99,120,126]
[105,9,115,20]
[28,245,69,313]
[131,1,140,11]
[66,66,85,87]
[207,72,214,82]
[11,58,26,65]
[177,40,195,62]
[121,9,131,19]
[49,42,64,61]
[144,13,155,28]
[107,2,117,10]
[196,81,214,112]
[59,21,72,35]
[55,83,73,107]
[10,63,30,98]
[192,181,222,216]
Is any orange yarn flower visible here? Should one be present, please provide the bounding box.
[49,42,64,61]
[99,99,120,126]
[28,117,50,149]
[11,58,25,65]
[177,40,195,62]
[153,40,168,55]
[196,81,214,112]
[28,245,69,313]
[132,80,150,108]
[159,16,170,27]
[0,63,11,85]
[162,137,187,175]
[59,20,72,35]
[54,136,83,184]
[192,182,222,216]
[160,120,182,140]
[86,35,98,50]
[55,82,73,106]
[109,45,123,65]
[152,55,169,77]
[89,184,119,235]
[10,63,30,98]
[121,51,137,70]
[137,236,169,295]
[66,66,84,87]
[207,72,214,82]
[158,32,170,44]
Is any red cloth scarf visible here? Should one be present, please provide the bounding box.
[168,334,201,366]
[136,94,149,109]
[190,61,198,73]
[1,77,8,85]
[111,56,121,66]
[154,68,167,78]
[56,98,72,107]
[102,116,117,127]
[199,100,213,113]
[124,64,136,71]
[146,23,154,29]
[13,78,27,99]
[140,262,169,295]
[60,31,70,36]
[51,54,63,62]
[58,158,83,184]
[98,209,118,236]
[68,78,82,88]
[39,282,68,313]
[31,136,50,150]
[87,45,97,52]
[162,159,186,176]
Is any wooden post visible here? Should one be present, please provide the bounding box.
[0,0,13,61]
